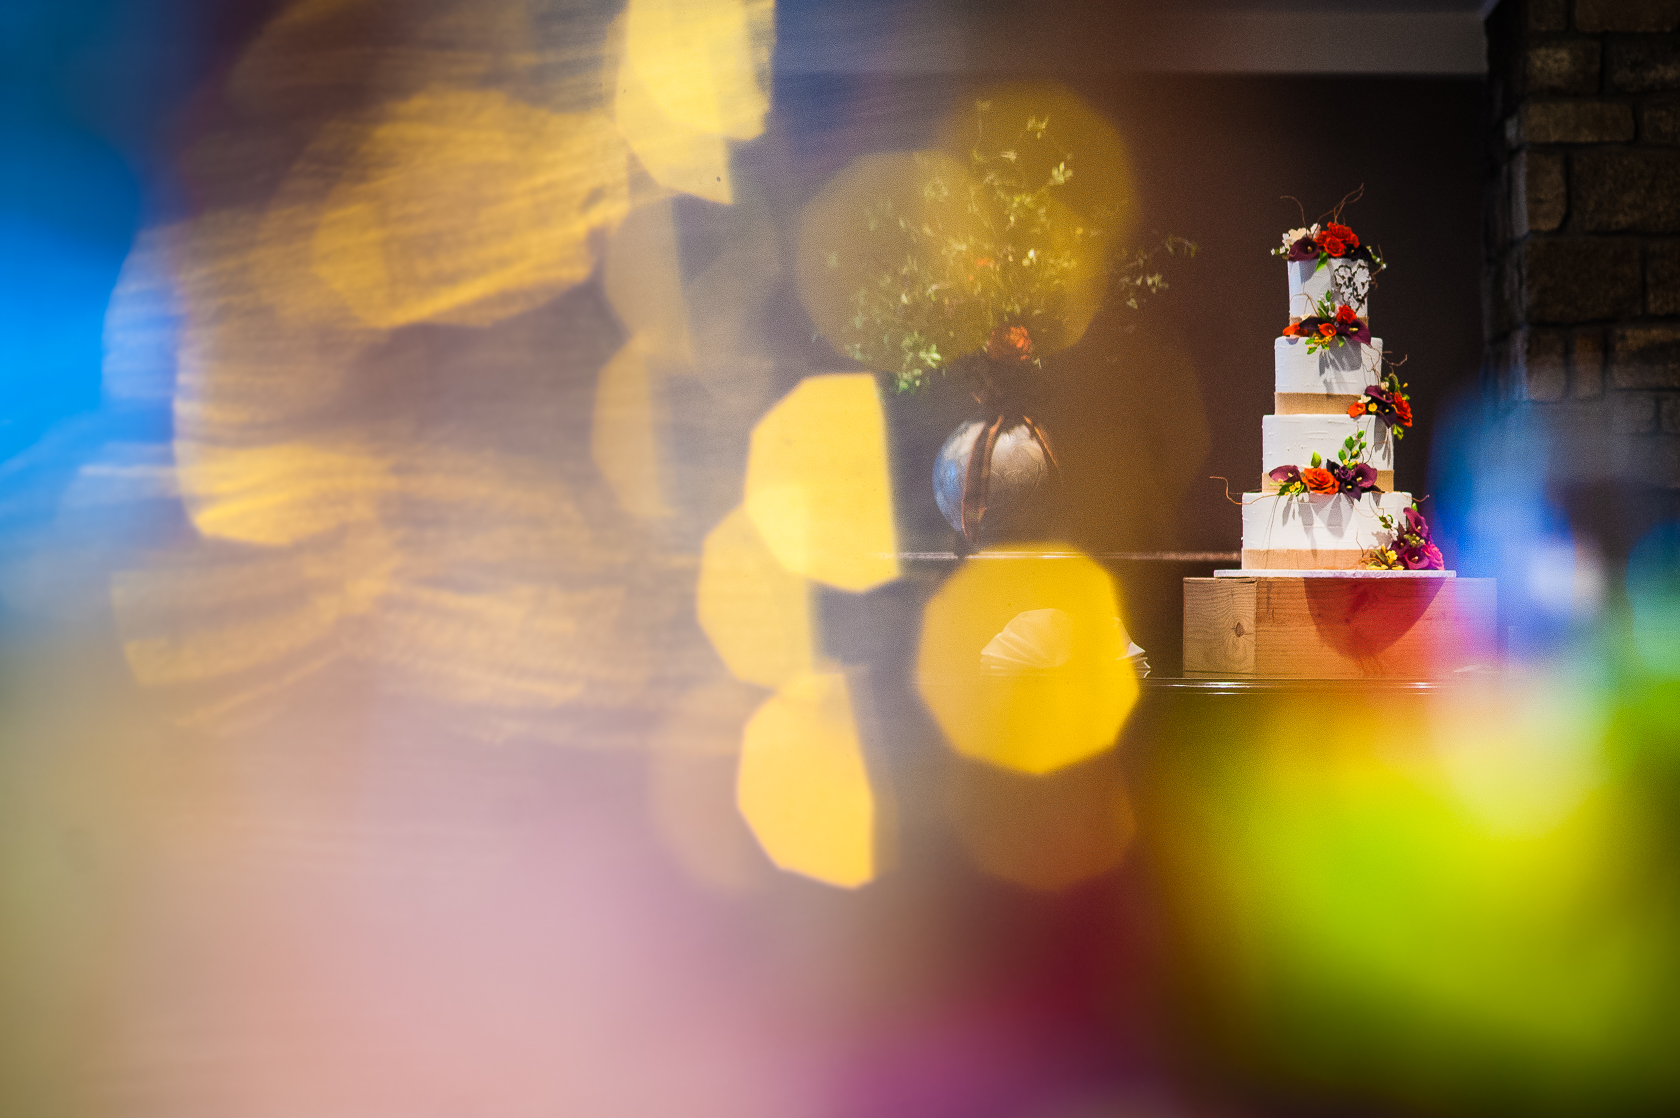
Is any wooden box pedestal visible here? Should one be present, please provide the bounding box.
[1183,572,1497,679]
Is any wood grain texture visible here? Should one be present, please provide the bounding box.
[1242,547,1371,569]
[1183,576,1497,678]
[1183,577,1255,675]
[1274,392,1363,415]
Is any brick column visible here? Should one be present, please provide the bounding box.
[1485,0,1680,483]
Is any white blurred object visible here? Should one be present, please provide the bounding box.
[979,609,1148,677]
[1525,537,1605,620]
[1114,616,1150,677]
[981,607,1072,670]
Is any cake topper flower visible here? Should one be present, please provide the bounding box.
[1270,187,1385,272]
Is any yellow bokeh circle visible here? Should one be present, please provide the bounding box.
[916,547,1138,775]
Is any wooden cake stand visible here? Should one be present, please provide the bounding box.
[1183,570,1497,679]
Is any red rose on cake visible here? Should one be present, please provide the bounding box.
[1394,396,1413,426]
[1314,222,1359,257]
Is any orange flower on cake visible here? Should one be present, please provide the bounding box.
[1301,467,1339,495]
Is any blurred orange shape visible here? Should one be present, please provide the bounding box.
[737,672,876,888]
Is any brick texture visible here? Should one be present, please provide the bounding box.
[1520,100,1636,142]
[1573,330,1606,397]
[1577,0,1680,34]
[1611,325,1680,388]
[1526,239,1644,322]
[1649,241,1680,312]
[1645,96,1680,142]
[1573,149,1680,231]
[1607,40,1680,92]
[1530,0,1568,32]
[1523,328,1569,400]
[1528,41,1602,95]
[1487,248,1522,337]
[1514,149,1568,233]
[1485,1,1680,487]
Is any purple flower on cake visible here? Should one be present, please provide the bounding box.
[1398,541,1445,570]
[1329,461,1379,496]
[1279,225,1318,260]
[1368,504,1444,570]
[1350,373,1414,438]
[1403,506,1431,542]
[1287,302,1371,353]
[1384,504,1451,568]
[1268,464,1302,488]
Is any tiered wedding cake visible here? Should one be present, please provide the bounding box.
[1238,220,1429,570]
[1181,214,1493,678]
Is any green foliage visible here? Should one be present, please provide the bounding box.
[831,102,1193,393]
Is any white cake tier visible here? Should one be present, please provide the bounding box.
[1241,489,1414,569]
[1274,335,1381,395]
[1287,256,1371,320]
[1262,413,1393,474]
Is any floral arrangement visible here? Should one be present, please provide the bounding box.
[1364,503,1444,570]
[1267,430,1380,499]
[833,102,1194,393]
[1348,370,1413,439]
[1281,296,1370,354]
[1271,220,1383,270]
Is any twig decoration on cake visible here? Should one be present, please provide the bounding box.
[1319,184,1365,228]
[1209,477,1249,507]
